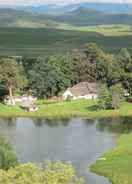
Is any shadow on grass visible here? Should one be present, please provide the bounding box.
[86,105,98,111]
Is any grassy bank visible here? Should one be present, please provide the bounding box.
[0,100,131,118]
[90,133,132,184]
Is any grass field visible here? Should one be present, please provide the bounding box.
[0,100,131,118]
[58,24,132,36]
[90,133,132,184]
[0,27,132,56]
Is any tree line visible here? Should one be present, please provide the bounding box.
[0,43,131,101]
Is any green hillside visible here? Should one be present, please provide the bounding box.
[0,8,131,56]
[0,27,132,56]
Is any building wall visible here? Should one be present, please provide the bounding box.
[63,90,73,100]
[63,90,98,100]
[72,94,98,100]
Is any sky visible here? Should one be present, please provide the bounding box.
[0,0,132,6]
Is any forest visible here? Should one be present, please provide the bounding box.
[0,42,131,101]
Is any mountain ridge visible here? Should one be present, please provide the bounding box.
[0,7,132,28]
[2,3,132,14]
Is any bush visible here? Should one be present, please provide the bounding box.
[98,83,124,110]
[110,83,124,109]
[98,84,111,109]
[127,96,132,103]
[0,161,84,184]
[0,136,17,170]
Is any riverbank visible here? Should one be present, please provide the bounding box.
[0,100,131,118]
[90,133,132,184]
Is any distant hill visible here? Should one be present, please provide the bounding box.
[0,8,59,28]
[8,3,132,14]
[0,7,132,28]
[2,4,79,15]
[53,7,132,26]
[75,3,132,14]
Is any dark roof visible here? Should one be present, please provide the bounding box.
[68,82,98,96]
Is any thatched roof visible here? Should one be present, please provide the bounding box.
[68,82,98,96]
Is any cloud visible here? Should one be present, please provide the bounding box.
[1,0,132,6]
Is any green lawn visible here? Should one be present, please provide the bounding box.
[90,133,132,184]
[0,100,131,118]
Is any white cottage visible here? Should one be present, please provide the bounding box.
[63,82,98,100]
[4,95,37,105]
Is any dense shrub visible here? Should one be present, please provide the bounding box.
[0,161,84,184]
[98,84,111,109]
[0,136,17,170]
[98,84,124,110]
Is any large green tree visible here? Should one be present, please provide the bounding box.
[0,58,27,103]
[29,56,71,98]
[98,84,111,109]
[116,48,132,94]
[71,43,105,84]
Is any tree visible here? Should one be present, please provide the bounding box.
[0,58,27,104]
[98,84,124,110]
[98,84,111,109]
[29,56,71,98]
[96,54,113,83]
[0,162,84,184]
[71,43,108,84]
[110,84,124,109]
[71,49,93,83]
[116,48,131,71]
[84,42,104,62]
[116,48,132,93]
[0,136,17,170]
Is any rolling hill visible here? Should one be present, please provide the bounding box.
[0,27,132,56]
[8,3,132,14]
[0,6,131,56]
[54,7,132,26]
[0,7,132,28]
[0,8,59,28]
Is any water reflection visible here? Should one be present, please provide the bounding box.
[0,118,16,128]
[96,117,132,134]
[83,119,95,127]
[0,117,132,134]
[33,118,70,127]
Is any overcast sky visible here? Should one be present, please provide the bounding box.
[0,0,132,6]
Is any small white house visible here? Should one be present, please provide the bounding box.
[4,95,37,105]
[63,82,98,100]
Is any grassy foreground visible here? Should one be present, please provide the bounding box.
[90,133,132,184]
[0,100,131,118]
